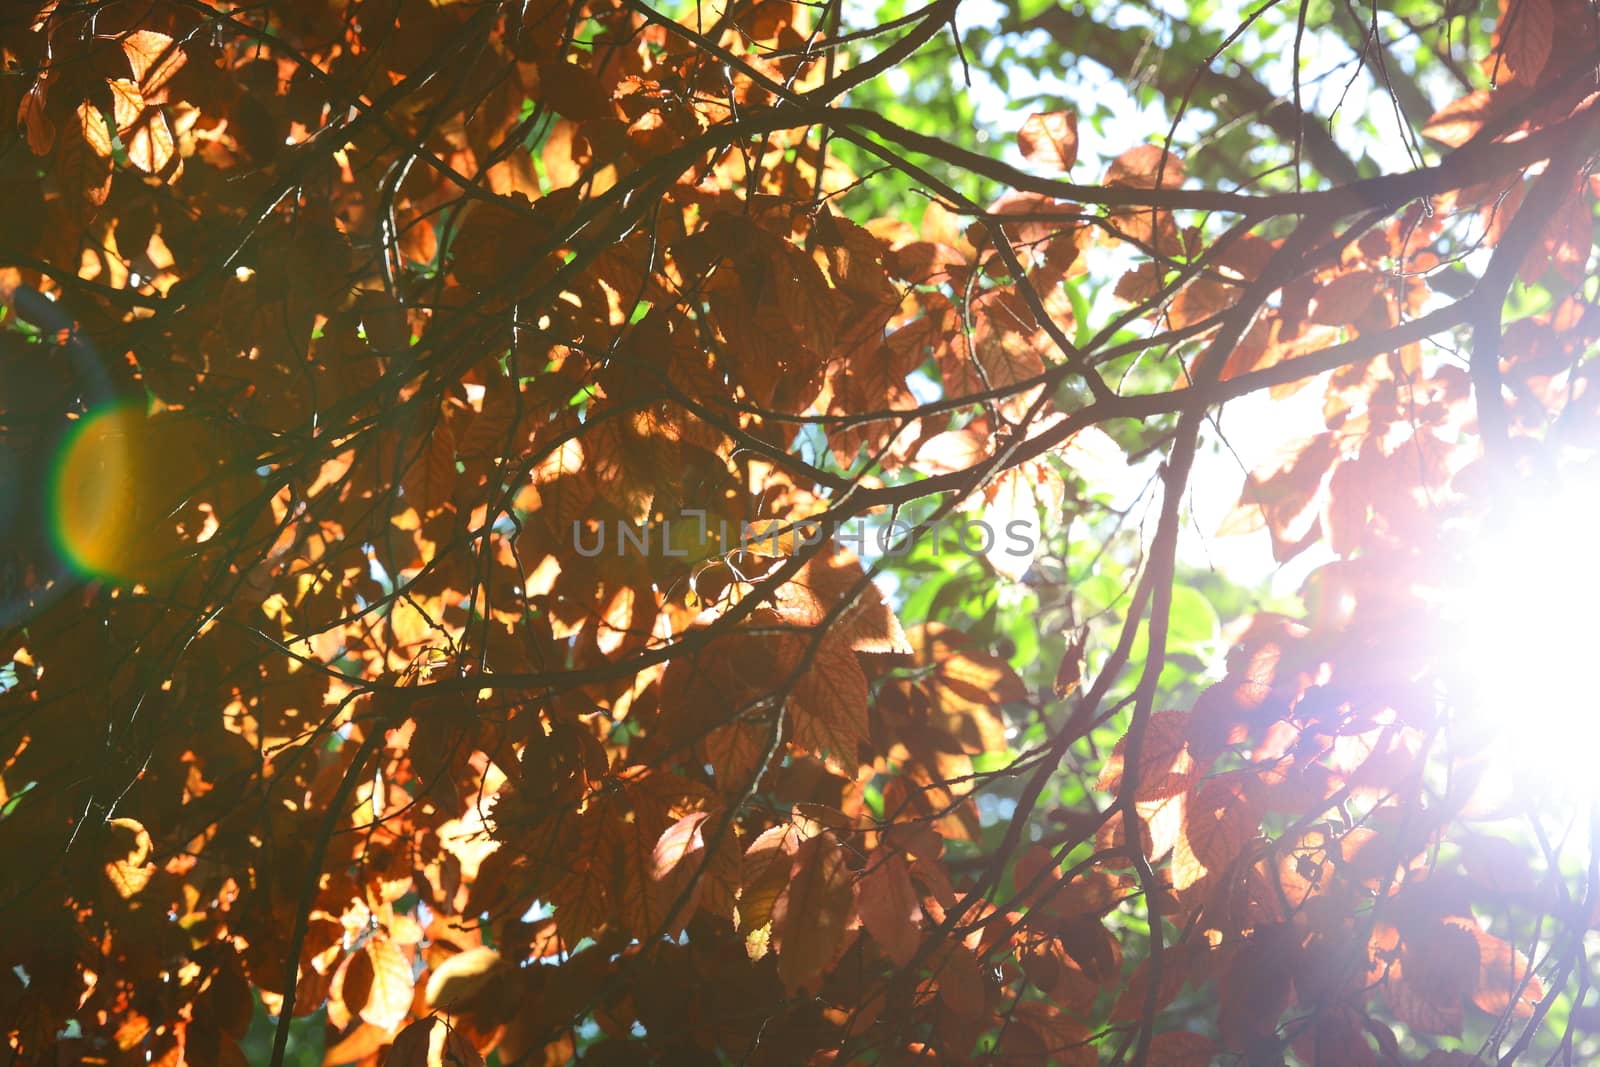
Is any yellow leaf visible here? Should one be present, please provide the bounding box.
[125,108,175,175]
[77,103,113,158]
[358,938,413,1033]
[424,946,502,1012]
[103,817,155,898]
[108,79,144,133]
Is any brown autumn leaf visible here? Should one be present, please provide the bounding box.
[1422,90,1495,147]
[3,3,1595,1064]
[388,1016,487,1067]
[18,79,52,154]
[1146,1030,1221,1066]
[1114,261,1164,304]
[936,943,989,1019]
[1007,1001,1093,1064]
[649,810,713,934]
[1053,630,1086,699]
[1460,921,1543,1017]
[1018,110,1080,172]
[855,847,923,965]
[773,550,912,654]
[738,822,802,941]
[1310,270,1382,326]
[322,1021,390,1066]
[1499,0,1554,82]
[1386,919,1479,1036]
[1104,144,1186,189]
[772,833,854,993]
[1167,276,1236,330]
[784,631,870,772]
[401,409,459,518]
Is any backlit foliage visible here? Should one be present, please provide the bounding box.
[1,0,1598,1064]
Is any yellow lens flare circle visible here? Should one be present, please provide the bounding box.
[50,403,157,583]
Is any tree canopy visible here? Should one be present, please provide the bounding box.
[2,0,1599,1064]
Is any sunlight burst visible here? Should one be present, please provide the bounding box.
[1451,470,1600,795]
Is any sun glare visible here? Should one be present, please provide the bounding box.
[1450,470,1600,796]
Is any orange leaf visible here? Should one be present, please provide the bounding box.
[1168,277,1236,330]
[1018,110,1079,172]
[1095,710,1202,801]
[122,30,187,92]
[401,407,458,518]
[1172,773,1262,891]
[1114,262,1164,304]
[774,551,912,654]
[1004,1004,1094,1067]
[125,108,175,175]
[1386,920,1479,1036]
[1460,921,1543,1018]
[328,949,369,1030]
[322,1022,389,1067]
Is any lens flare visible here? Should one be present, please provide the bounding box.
[1449,470,1600,796]
[50,403,145,582]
